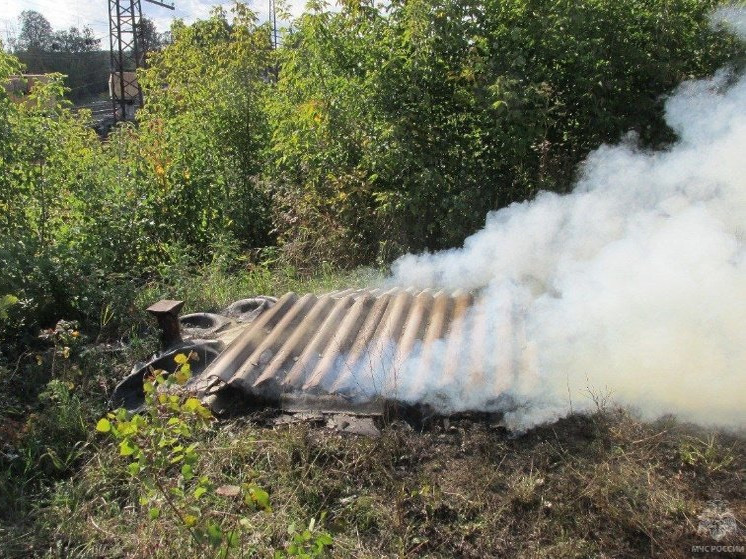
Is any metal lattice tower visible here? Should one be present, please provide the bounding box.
[268,0,278,50]
[108,0,174,122]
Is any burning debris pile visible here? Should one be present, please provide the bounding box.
[112,288,533,421]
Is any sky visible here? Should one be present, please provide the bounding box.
[1,0,311,46]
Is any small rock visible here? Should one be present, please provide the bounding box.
[216,485,241,497]
[326,414,380,437]
[338,495,358,505]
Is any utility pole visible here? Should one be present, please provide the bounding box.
[108,0,174,122]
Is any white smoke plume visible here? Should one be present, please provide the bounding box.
[386,9,746,430]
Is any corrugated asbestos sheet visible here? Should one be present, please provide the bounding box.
[190,288,525,415]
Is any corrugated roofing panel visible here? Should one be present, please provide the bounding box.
[195,288,524,414]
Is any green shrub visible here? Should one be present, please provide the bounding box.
[268,0,744,262]
[97,353,289,556]
[1,0,743,355]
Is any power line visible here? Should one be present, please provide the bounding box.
[144,0,174,9]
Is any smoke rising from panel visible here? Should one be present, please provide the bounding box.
[384,9,746,429]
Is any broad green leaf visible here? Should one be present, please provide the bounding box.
[119,439,137,457]
[182,397,202,412]
[225,530,240,548]
[181,463,194,480]
[207,521,222,547]
[316,533,333,545]
[247,485,271,511]
[117,421,137,436]
[95,418,111,433]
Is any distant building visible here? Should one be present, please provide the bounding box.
[109,71,140,120]
[4,74,61,106]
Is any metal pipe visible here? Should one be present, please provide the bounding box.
[147,299,184,349]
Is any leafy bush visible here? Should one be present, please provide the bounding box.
[94,353,333,557]
[268,0,744,262]
[0,50,145,347]
[0,340,93,523]
[136,4,275,256]
[0,7,276,347]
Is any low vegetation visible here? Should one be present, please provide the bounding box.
[1,265,744,557]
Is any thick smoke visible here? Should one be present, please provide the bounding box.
[386,10,746,429]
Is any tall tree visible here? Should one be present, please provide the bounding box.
[17,11,53,52]
[139,18,167,55]
[51,26,100,53]
[15,14,107,101]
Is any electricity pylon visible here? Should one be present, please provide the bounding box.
[268,0,279,50]
[108,0,174,122]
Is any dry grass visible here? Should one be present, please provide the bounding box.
[3,405,744,558]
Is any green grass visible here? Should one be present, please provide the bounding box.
[138,262,382,317]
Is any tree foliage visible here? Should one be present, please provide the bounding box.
[13,11,108,102]
[0,7,275,348]
[136,5,274,253]
[11,12,168,102]
[17,11,54,53]
[268,0,743,263]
